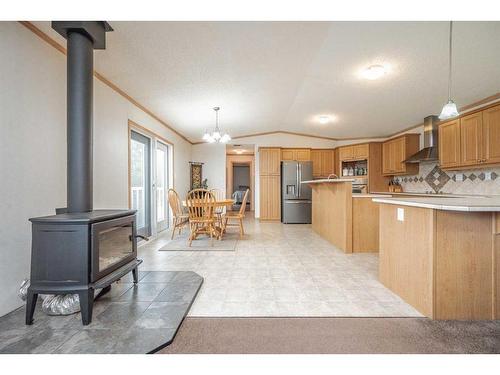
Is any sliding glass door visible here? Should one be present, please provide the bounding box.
[130,130,152,237]
[155,141,169,233]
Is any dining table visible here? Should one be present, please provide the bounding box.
[182,198,235,239]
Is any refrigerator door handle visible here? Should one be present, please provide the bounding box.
[285,200,312,204]
[298,163,302,197]
[296,163,299,197]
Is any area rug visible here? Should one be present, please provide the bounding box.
[158,231,239,251]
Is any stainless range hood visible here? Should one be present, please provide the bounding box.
[404,115,440,163]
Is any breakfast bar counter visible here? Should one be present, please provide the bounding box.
[302,179,386,253]
[372,196,500,320]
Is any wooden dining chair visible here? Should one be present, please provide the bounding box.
[186,189,219,246]
[222,188,249,239]
[210,188,225,228]
[168,189,189,240]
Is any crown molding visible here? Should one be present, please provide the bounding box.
[18,21,193,145]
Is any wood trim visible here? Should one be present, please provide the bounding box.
[460,92,500,112]
[18,21,193,145]
[230,130,339,142]
[128,119,176,209]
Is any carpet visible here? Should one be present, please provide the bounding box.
[158,317,500,354]
[158,231,239,251]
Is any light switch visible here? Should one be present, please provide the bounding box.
[455,173,464,182]
[397,207,404,222]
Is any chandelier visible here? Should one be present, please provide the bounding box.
[203,107,231,143]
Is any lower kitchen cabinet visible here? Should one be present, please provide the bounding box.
[259,175,280,220]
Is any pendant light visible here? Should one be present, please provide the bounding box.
[439,21,459,120]
[203,107,231,143]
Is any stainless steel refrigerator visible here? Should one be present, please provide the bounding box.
[281,161,312,224]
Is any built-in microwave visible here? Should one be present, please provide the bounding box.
[352,184,368,194]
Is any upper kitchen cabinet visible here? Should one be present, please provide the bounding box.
[438,119,461,169]
[281,148,311,162]
[483,104,500,164]
[311,149,335,177]
[438,103,500,170]
[381,134,420,176]
[338,143,369,162]
[460,112,483,166]
[259,147,281,175]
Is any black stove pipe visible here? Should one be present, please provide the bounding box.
[67,30,94,213]
[52,21,112,213]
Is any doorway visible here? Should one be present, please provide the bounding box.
[130,130,152,237]
[129,121,174,238]
[226,144,255,212]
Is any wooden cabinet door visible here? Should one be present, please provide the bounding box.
[260,148,281,175]
[460,112,483,166]
[339,146,353,161]
[259,175,280,220]
[295,149,311,161]
[382,141,393,174]
[392,137,406,173]
[353,144,369,160]
[439,120,461,168]
[321,150,334,176]
[281,149,294,161]
[483,104,500,164]
[311,150,322,177]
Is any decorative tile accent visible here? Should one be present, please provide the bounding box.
[396,162,500,195]
[424,165,450,193]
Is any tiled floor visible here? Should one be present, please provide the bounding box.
[138,216,422,317]
[0,271,203,354]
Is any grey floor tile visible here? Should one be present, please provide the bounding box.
[118,283,168,302]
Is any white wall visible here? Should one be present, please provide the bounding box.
[191,143,226,195]
[0,22,192,317]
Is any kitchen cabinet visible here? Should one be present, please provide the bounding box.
[259,175,280,220]
[281,148,311,161]
[311,149,335,177]
[338,146,354,161]
[381,134,419,176]
[482,104,500,164]
[338,144,369,162]
[259,147,281,175]
[259,147,281,220]
[311,150,322,177]
[438,119,461,168]
[461,112,483,166]
[438,103,500,169]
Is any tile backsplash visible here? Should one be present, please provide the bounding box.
[393,162,500,195]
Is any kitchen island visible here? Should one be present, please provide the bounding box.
[373,196,500,320]
[303,179,388,253]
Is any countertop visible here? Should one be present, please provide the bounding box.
[372,196,500,212]
[371,191,492,198]
[352,194,391,198]
[301,178,355,184]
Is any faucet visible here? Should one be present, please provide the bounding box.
[327,174,338,180]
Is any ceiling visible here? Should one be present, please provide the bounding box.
[33,21,500,142]
[226,144,255,155]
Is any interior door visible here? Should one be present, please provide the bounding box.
[130,130,152,237]
[155,141,169,233]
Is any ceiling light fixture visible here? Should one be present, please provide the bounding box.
[318,115,331,124]
[439,21,459,120]
[203,107,231,143]
[362,64,387,80]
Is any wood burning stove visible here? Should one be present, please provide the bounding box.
[26,22,141,326]
[27,210,141,325]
